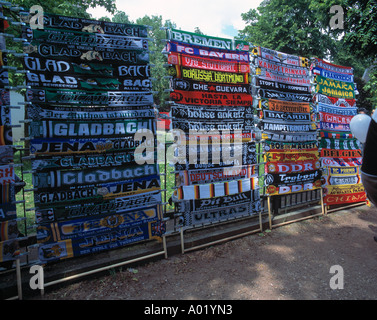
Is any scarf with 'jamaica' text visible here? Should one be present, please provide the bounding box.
[26,88,153,106]
[166,40,249,63]
[23,28,149,51]
[20,11,149,37]
[176,177,258,201]
[35,191,162,224]
[29,135,149,155]
[24,42,149,66]
[315,75,356,99]
[29,119,154,139]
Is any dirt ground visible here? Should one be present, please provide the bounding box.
[31,205,377,300]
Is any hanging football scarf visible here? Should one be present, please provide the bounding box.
[313,58,353,75]
[0,203,17,222]
[29,136,150,155]
[27,104,155,121]
[266,169,321,187]
[168,52,250,73]
[258,88,312,102]
[262,110,313,122]
[322,175,361,186]
[256,57,309,78]
[23,57,151,79]
[182,130,254,144]
[26,72,152,91]
[315,75,355,99]
[262,121,317,133]
[321,157,362,167]
[29,119,154,139]
[262,131,317,143]
[170,90,253,106]
[31,150,154,172]
[34,174,161,206]
[37,219,165,262]
[324,184,365,196]
[324,166,360,176]
[0,239,19,262]
[0,183,15,204]
[20,11,149,37]
[0,164,14,185]
[264,140,318,151]
[26,88,154,106]
[266,180,322,196]
[176,166,255,186]
[176,177,258,200]
[315,93,356,107]
[0,220,19,241]
[169,28,233,51]
[257,78,310,94]
[179,202,258,227]
[0,125,12,145]
[319,138,360,150]
[251,46,309,68]
[171,104,254,120]
[324,192,366,206]
[23,27,149,50]
[37,204,162,243]
[257,69,310,86]
[33,163,159,189]
[172,119,254,132]
[317,102,358,116]
[35,191,162,224]
[0,68,9,88]
[265,150,319,162]
[169,65,249,84]
[259,99,311,113]
[320,131,354,139]
[312,67,354,83]
[319,121,350,131]
[266,160,320,174]
[320,149,362,158]
[166,40,250,63]
[24,42,149,65]
[319,112,353,125]
[170,78,251,95]
[0,145,13,165]
[178,190,260,213]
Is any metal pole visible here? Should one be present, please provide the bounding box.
[16,259,22,300]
